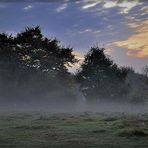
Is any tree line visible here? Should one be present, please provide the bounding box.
[0,27,147,106]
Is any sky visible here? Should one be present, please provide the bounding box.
[0,0,148,73]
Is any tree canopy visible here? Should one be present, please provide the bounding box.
[0,26,77,104]
[76,47,129,102]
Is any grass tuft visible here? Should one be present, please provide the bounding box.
[118,128,148,137]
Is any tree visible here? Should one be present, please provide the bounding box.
[0,26,78,105]
[76,46,129,102]
[15,27,77,73]
[15,27,78,91]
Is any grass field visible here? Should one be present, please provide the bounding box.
[0,112,148,148]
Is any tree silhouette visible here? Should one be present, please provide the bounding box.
[15,27,77,73]
[76,46,129,102]
[0,27,78,104]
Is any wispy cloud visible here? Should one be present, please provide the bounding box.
[103,1,117,8]
[80,0,142,14]
[56,3,68,12]
[114,20,148,58]
[23,5,33,10]
[65,51,84,72]
[76,29,102,35]
[118,0,141,14]
[78,29,92,34]
[72,51,84,68]
[140,6,148,15]
[93,30,101,34]
[103,0,141,14]
[82,1,101,9]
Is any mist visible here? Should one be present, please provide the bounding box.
[0,27,148,114]
[0,80,148,114]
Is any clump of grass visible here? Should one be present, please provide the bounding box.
[36,115,51,121]
[14,124,53,130]
[102,117,117,122]
[92,129,106,133]
[118,128,148,137]
[114,116,147,130]
[83,118,95,122]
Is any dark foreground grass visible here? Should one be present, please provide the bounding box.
[0,112,148,148]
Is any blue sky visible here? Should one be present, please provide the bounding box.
[0,0,148,72]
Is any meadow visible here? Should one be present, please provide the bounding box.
[0,112,148,148]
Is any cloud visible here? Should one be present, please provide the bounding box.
[118,0,141,14]
[127,22,140,28]
[140,6,148,15]
[93,30,101,34]
[78,29,92,34]
[72,51,84,67]
[104,47,113,55]
[66,51,84,72]
[79,0,142,14]
[56,3,68,12]
[114,20,148,58]
[23,5,33,10]
[73,51,84,61]
[82,1,101,9]
[76,28,102,35]
[103,1,117,8]
[103,0,141,14]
